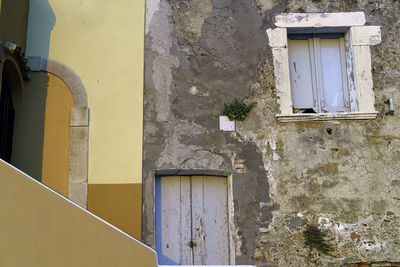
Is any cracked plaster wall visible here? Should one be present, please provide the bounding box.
[143,0,400,265]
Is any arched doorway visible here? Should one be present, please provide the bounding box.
[0,55,45,180]
[0,51,89,208]
[27,56,89,208]
[0,69,15,163]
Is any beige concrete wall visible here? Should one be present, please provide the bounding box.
[42,72,74,197]
[0,159,157,267]
[26,0,145,185]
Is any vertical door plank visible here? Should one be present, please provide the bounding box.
[179,176,193,264]
[202,176,230,265]
[162,175,230,265]
[161,176,182,263]
[191,176,205,265]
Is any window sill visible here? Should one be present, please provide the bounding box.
[276,112,378,122]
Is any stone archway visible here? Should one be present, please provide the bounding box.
[27,56,89,208]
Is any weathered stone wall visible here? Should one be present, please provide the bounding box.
[143,0,400,265]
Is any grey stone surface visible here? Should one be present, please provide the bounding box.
[143,0,400,266]
[69,127,88,183]
[70,107,89,127]
[68,181,88,209]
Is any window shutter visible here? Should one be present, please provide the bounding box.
[288,39,317,110]
[319,38,347,112]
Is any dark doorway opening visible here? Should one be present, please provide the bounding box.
[0,75,15,162]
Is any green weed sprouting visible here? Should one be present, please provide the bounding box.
[303,224,334,256]
[223,99,256,121]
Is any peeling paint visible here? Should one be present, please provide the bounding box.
[144,0,400,265]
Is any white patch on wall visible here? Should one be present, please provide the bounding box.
[149,1,179,122]
[145,0,160,34]
[257,0,279,12]
[189,86,209,96]
[219,116,235,132]
[264,160,277,199]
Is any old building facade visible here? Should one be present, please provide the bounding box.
[143,0,400,265]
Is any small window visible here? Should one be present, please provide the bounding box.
[288,33,349,113]
[267,12,382,122]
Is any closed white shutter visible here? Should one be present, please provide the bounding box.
[288,39,317,110]
[319,38,348,112]
[288,36,350,113]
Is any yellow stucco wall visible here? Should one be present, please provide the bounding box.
[26,0,145,185]
[42,73,74,197]
[88,183,142,239]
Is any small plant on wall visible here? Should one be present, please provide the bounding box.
[223,99,256,121]
[303,224,334,257]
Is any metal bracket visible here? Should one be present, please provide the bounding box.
[385,98,394,115]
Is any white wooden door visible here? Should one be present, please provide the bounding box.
[161,176,230,265]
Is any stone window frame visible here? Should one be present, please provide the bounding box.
[267,12,381,122]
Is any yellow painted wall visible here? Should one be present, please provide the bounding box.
[41,73,74,197]
[88,183,142,239]
[27,0,145,185]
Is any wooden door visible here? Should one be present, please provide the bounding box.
[160,176,230,265]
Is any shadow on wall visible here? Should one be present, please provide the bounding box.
[0,0,31,49]
[0,0,57,184]
[26,0,55,57]
[25,0,78,198]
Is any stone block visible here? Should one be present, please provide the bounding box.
[351,26,381,46]
[267,28,287,48]
[275,12,365,28]
[352,45,375,113]
[350,232,361,239]
[69,127,89,182]
[71,107,89,127]
[68,181,88,209]
[271,47,293,114]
